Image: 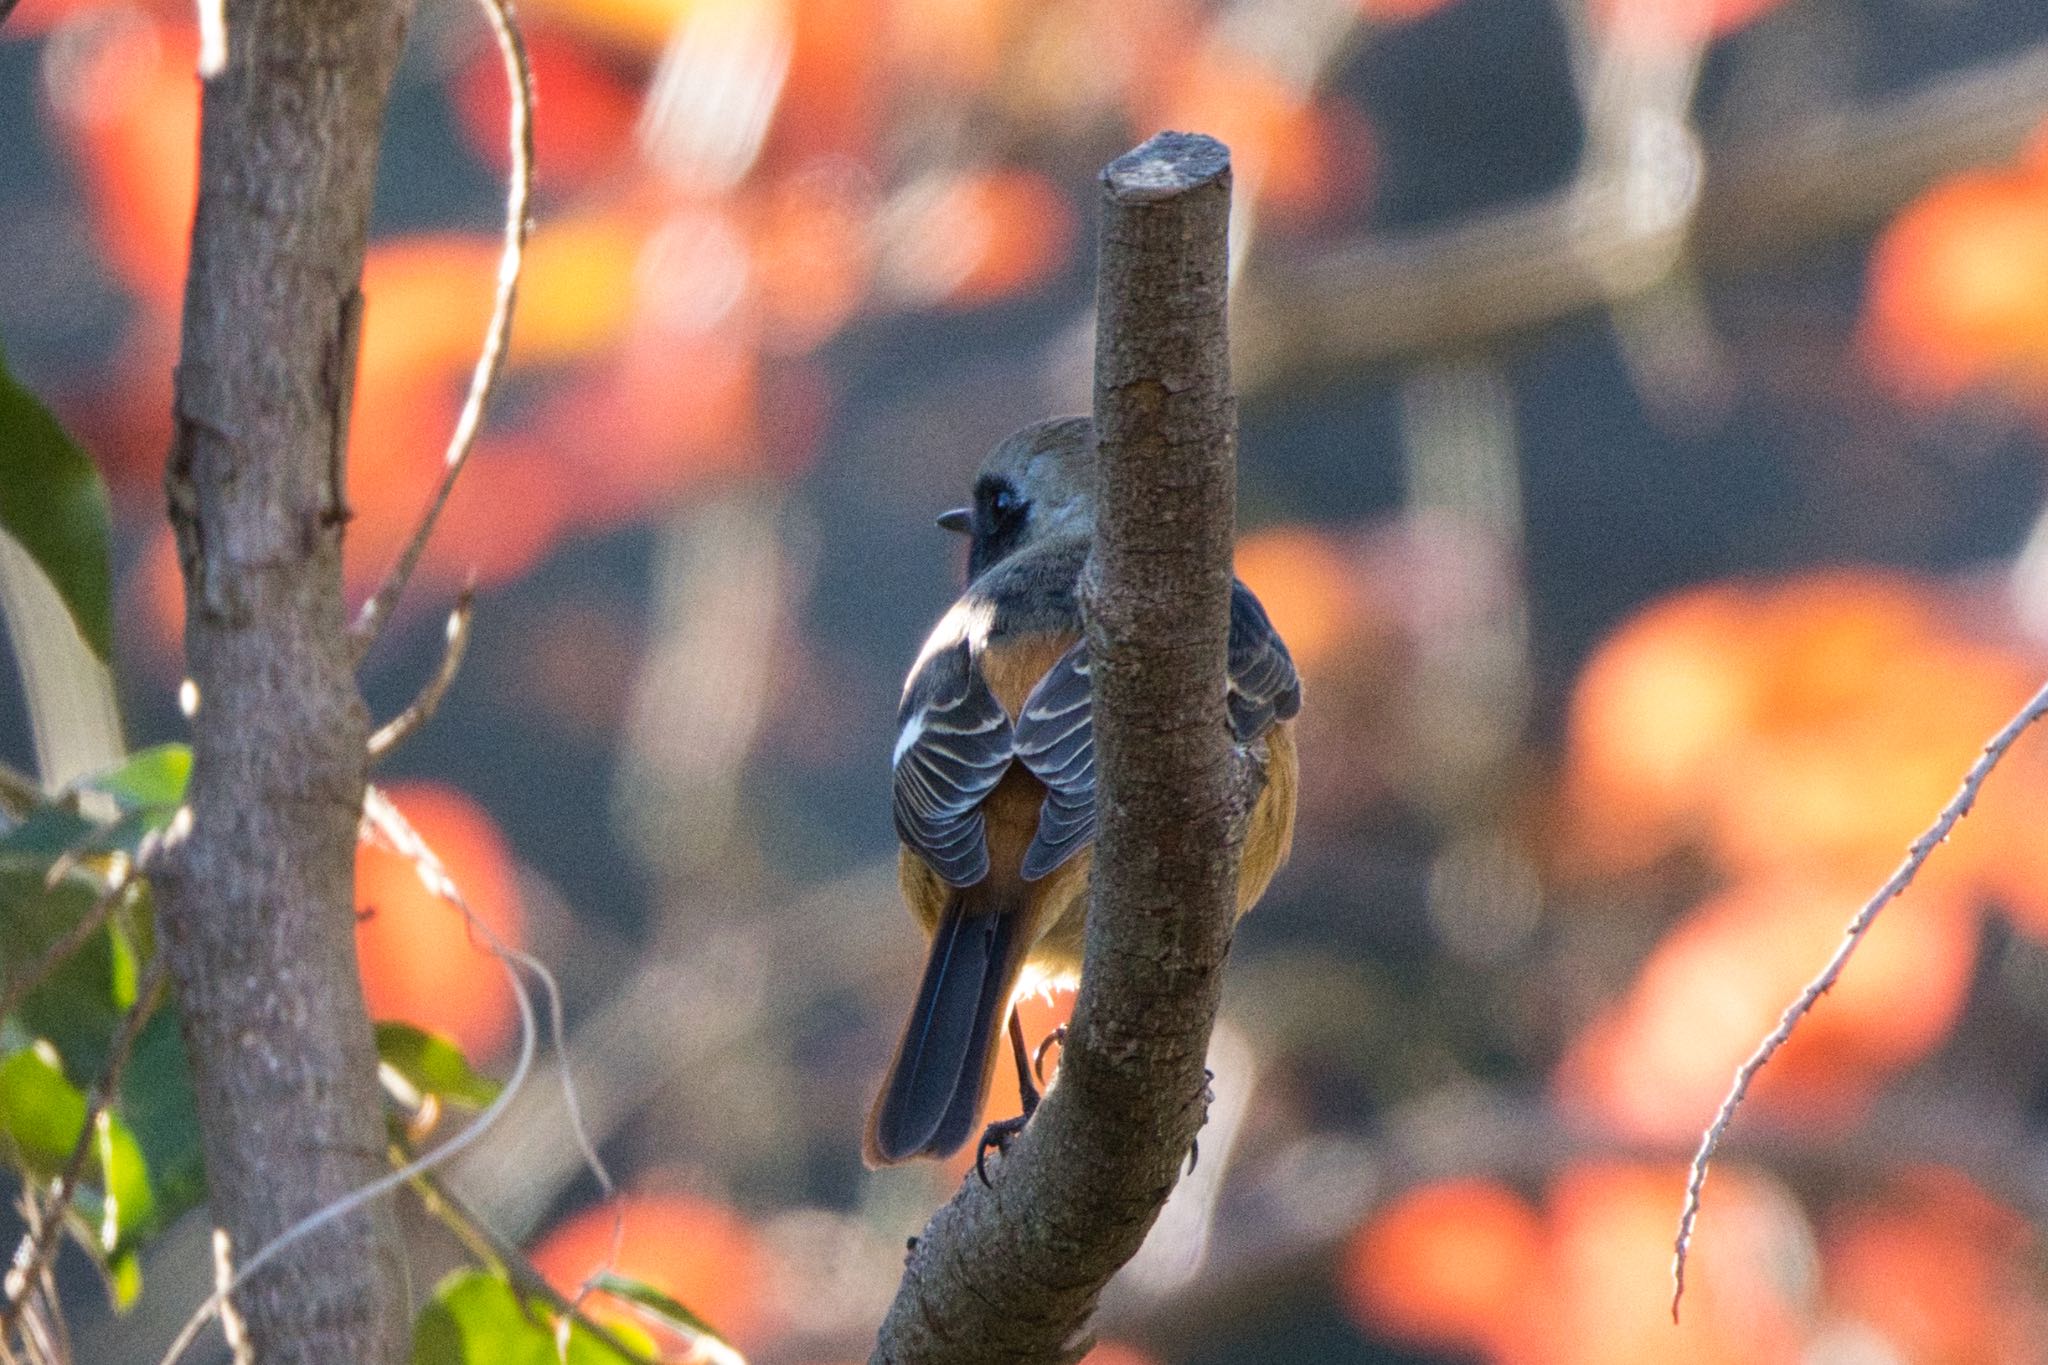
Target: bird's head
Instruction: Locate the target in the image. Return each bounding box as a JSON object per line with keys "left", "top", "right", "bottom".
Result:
{"left": 937, "top": 416, "right": 1097, "bottom": 579}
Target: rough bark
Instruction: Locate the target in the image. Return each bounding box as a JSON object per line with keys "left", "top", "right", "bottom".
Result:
{"left": 155, "top": 0, "right": 414, "bottom": 1359}
{"left": 872, "top": 131, "right": 1245, "bottom": 1365}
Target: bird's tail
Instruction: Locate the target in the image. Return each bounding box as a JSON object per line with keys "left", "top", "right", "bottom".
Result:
{"left": 865, "top": 883, "right": 1030, "bottom": 1166}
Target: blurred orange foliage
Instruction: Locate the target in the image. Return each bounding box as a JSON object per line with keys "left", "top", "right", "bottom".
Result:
{"left": 355, "top": 781, "right": 526, "bottom": 1059}
{"left": 1562, "top": 570, "right": 2048, "bottom": 890}
{"left": 1343, "top": 1164, "right": 1807, "bottom": 1365}
{"left": 46, "top": 10, "right": 198, "bottom": 311}
{"left": 529, "top": 1192, "right": 770, "bottom": 1349}
{"left": 1081, "top": 1344, "right": 1162, "bottom": 1365}
{"left": 1824, "top": 1168, "right": 2048, "bottom": 1364}
{"left": 1557, "top": 874, "right": 1976, "bottom": 1139}
{"left": 1338, "top": 1178, "right": 1543, "bottom": 1355}
{"left": 1866, "top": 123, "right": 2048, "bottom": 408}
{"left": 453, "top": 24, "right": 642, "bottom": 192}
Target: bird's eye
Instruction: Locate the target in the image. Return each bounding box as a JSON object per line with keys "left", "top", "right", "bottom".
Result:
{"left": 990, "top": 487, "right": 1018, "bottom": 517}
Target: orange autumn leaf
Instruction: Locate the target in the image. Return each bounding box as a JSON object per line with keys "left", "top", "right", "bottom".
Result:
{"left": 1344, "top": 1165, "right": 1806, "bottom": 1365}
{"left": 1542, "top": 1164, "right": 1804, "bottom": 1365}
{"left": 356, "top": 782, "right": 525, "bottom": 1059}
{"left": 520, "top": 0, "right": 700, "bottom": 53}
{"left": 1561, "top": 583, "right": 1772, "bottom": 872}
{"left": 770, "top": 0, "right": 882, "bottom": 165}
{"left": 1561, "top": 571, "right": 2048, "bottom": 886}
{"left": 1339, "top": 1178, "right": 1543, "bottom": 1354}
{"left": 1824, "top": 1169, "right": 2047, "bottom": 1365}
{"left": 1865, "top": 127, "right": 2048, "bottom": 406}
{"left": 452, "top": 25, "right": 641, "bottom": 192}
{"left": 519, "top": 212, "right": 647, "bottom": 359}
{"left": 884, "top": 0, "right": 1020, "bottom": 91}
{"left": 1557, "top": 875, "right": 1976, "bottom": 1140}
{"left": 360, "top": 220, "right": 638, "bottom": 391}
{"left": 529, "top": 1192, "right": 769, "bottom": 1348}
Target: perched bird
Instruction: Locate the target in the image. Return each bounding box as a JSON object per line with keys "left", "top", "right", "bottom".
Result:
{"left": 864, "top": 415, "right": 1301, "bottom": 1168}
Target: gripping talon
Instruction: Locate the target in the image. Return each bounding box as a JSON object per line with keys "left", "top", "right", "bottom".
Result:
{"left": 976, "top": 1114, "right": 1029, "bottom": 1187}
{"left": 1033, "top": 1025, "right": 1067, "bottom": 1085}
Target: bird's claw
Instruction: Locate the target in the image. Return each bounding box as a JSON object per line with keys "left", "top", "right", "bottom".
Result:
{"left": 976, "top": 1114, "right": 1029, "bottom": 1187}
{"left": 1033, "top": 1025, "right": 1067, "bottom": 1085}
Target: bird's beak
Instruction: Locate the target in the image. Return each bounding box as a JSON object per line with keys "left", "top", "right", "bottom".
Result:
{"left": 936, "top": 508, "right": 973, "bottom": 535}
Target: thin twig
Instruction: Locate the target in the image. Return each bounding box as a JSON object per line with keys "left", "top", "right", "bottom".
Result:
{"left": 347, "top": 0, "right": 534, "bottom": 660}
{"left": 1671, "top": 675, "right": 2048, "bottom": 1319}
{"left": 367, "top": 585, "right": 475, "bottom": 762}
{"left": 0, "top": 956, "right": 170, "bottom": 1339}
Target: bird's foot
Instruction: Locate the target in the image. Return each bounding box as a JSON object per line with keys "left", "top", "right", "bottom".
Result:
{"left": 976, "top": 1113, "right": 1030, "bottom": 1188}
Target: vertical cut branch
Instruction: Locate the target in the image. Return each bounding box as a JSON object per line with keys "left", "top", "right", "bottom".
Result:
{"left": 871, "top": 130, "right": 1244, "bottom": 1365}
{"left": 155, "top": 0, "right": 414, "bottom": 1360}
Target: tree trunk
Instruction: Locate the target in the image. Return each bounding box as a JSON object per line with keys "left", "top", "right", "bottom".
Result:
{"left": 156, "top": 0, "right": 414, "bottom": 1359}
{"left": 872, "top": 130, "right": 1245, "bottom": 1365}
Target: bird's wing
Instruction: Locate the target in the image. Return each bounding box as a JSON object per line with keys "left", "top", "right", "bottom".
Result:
{"left": 892, "top": 636, "right": 1014, "bottom": 887}
{"left": 1014, "top": 638, "right": 1093, "bottom": 881}
{"left": 1013, "top": 581, "right": 1299, "bottom": 880}
{"left": 1227, "top": 579, "right": 1302, "bottom": 742}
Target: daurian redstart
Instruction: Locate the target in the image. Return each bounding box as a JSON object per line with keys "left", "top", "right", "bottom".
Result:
{"left": 865, "top": 416, "right": 1302, "bottom": 1167}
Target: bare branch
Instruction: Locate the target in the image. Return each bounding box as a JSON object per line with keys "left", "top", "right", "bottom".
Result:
{"left": 348, "top": 0, "right": 535, "bottom": 659}
{"left": 1238, "top": 41, "right": 2048, "bottom": 385}
{"left": 1672, "top": 675, "right": 2048, "bottom": 1319}
{"left": 366, "top": 585, "right": 475, "bottom": 762}
{"left": 0, "top": 955, "right": 169, "bottom": 1339}
{"left": 872, "top": 130, "right": 1244, "bottom": 1365}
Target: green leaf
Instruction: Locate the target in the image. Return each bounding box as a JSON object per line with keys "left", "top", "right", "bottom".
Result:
{"left": 82, "top": 745, "right": 192, "bottom": 813}
{"left": 104, "top": 1246, "right": 143, "bottom": 1309}
{"left": 0, "top": 802, "right": 102, "bottom": 871}
{"left": 592, "top": 1273, "right": 738, "bottom": 1354}
{"left": 0, "top": 1041, "right": 157, "bottom": 1252}
{"left": 118, "top": 1008, "right": 205, "bottom": 1226}
{"left": 0, "top": 341, "right": 114, "bottom": 663}
{"left": 0, "top": 872, "right": 122, "bottom": 1069}
{"left": 376, "top": 1022, "right": 503, "bottom": 1110}
{"left": 411, "top": 1269, "right": 655, "bottom": 1365}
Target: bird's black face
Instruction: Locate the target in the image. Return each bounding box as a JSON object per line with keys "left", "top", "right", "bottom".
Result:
{"left": 965, "top": 474, "right": 1028, "bottom": 578}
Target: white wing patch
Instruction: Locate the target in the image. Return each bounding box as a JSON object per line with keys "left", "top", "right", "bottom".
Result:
{"left": 906, "top": 597, "right": 998, "bottom": 688}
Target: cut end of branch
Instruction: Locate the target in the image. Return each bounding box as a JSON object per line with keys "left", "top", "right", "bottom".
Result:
{"left": 1104, "top": 131, "right": 1231, "bottom": 203}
